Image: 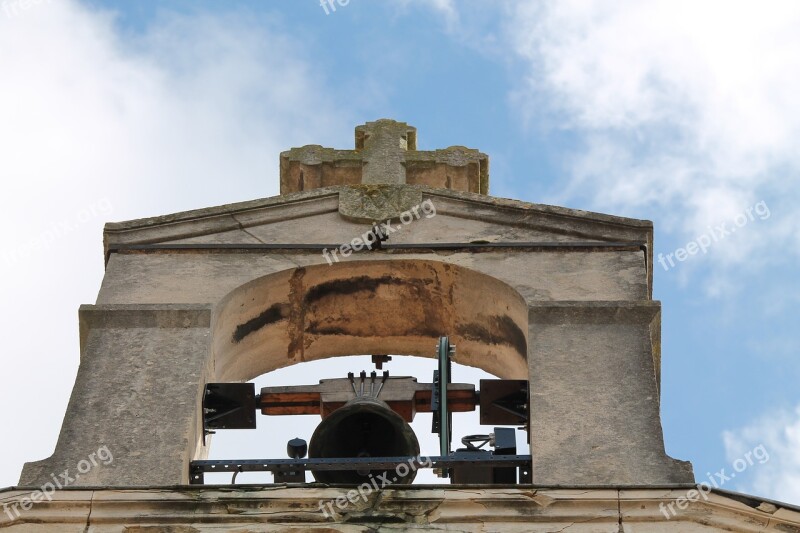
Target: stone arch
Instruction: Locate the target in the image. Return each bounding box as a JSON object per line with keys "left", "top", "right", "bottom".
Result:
{"left": 211, "top": 259, "right": 528, "bottom": 382}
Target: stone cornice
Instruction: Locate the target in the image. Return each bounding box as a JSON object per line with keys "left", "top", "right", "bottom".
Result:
{"left": 1, "top": 486, "right": 797, "bottom": 530}
{"left": 104, "top": 186, "right": 651, "bottom": 233}
{"left": 101, "top": 185, "right": 655, "bottom": 297}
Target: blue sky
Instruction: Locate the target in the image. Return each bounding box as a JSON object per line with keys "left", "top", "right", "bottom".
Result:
{"left": 0, "top": 0, "right": 798, "bottom": 501}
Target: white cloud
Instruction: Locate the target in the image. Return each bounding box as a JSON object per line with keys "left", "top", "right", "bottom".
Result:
{"left": 395, "top": 0, "right": 459, "bottom": 33}
{"left": 427, "top": 0, "right": 457, "bottom": 19}
{"left": 400, "top": 0, "right": 457, "bottom": 17}
{"left": 0, "top": 0, "right": 350, "bottom": 487}
{"left": 723, "top": 405, "right": 800, "bottom": 504}
{"left": 502, "top": 0, "right": 800, "bottom": 287}
{"left": 398, "top": 0, "right": 507, "bottom": 52}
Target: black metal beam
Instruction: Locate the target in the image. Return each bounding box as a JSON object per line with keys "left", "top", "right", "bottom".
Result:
{"left": 189, "top": 455, "right": 532, "bottom": 484}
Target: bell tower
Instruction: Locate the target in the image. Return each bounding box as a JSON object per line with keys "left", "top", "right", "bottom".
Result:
{"left": 12, "top": 119, "right": 793, "bottom": 531}
{"left": 20, "top": 118, "right": 690, "bottom": 487}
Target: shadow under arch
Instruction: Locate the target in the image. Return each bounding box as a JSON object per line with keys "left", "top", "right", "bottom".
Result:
{"left": 211, "top": 259, "right": 529, "bottom": 382}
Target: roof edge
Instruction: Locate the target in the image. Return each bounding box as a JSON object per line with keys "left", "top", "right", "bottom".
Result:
{"left": 104, "top": 185, "right": 653, "bottom": 234}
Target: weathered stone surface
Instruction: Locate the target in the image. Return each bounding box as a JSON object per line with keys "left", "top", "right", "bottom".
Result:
{"left": 20, "top": 306, "right": 212, "bottom": 487}
{"left": 21, "top": 120, "right": 693, "bottom": 494}
{"left": 619, "top": 488, "right": 800, "bottom": 532}
{"left": 102, "top": 187, "right": 655, "bottom": 294}
{"left": 23, "top": 180, "right": 676, "bottom": 487}
{"left": 0, "top": 489, "right": 93, "bottom": 532}
{"left": 356, "top": 119, "right": 415, "bottom": 185}
{"left": 95, "top": 250, "right": 648, "bottom": 306}
{"left": 338, "top": 184, "right": 423, "bottom": 222}
{"left": 1, "top": 487, "right": 798, "bottom": 531}
{"left": 279, "top": 120, "right": 488, "bottom": 195}
{"left": 210, "top": 260, "right": 529, "bottom": 381}
{"left": 406, "top": 146, "right": 488, "bottom": 194}
{"left": 527, "top": 302, "right": 693, "bottom": 485}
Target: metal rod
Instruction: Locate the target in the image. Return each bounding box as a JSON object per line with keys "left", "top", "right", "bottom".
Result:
{"left": 348, "top": 373, "right": 357, "bottom": 396}
{"left": 439, "top": 337, "right": 450, "bottom": 458}
{"left": 191, "top": 455, "right": 531, "bottom": 474}
{"left": 375, "top": 371, "right": 388, "bottom": 398}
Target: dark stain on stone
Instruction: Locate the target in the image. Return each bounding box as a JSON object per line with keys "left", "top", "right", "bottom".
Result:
{"left": 288, "top": 267, "right": 308, "bottom": 361}
{"left": 306, "top": 324, "right": 350, "bottom": 336}
{"left": 232, "top": 303, "right": 290, "bottom": 343}
{"left": 457, "top": 314, "right": 527, "bottom": 358}
{"left": 307, "top": 321, "right": 443, "bottom": 338}
{"left": 304, "top": 274, "right": 450, "bottom": 339}
{"left": 304, "top": 275, "right": 408, "bottom": 304}
{"left": 345, "top": 515, "right": 407, "bottom": 524}
{"left": 123, "top": 527, "right": 200, "bottom": 533}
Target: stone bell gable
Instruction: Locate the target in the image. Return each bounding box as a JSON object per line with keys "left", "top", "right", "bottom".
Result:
{"left": 13, "top": 118, "right": 800, "bottom": 531}
{"left": 22, "top": 119, "right": 688, "bottom": 491}
{"left": 99, "top": 185, "right": 655, "bottom": 303}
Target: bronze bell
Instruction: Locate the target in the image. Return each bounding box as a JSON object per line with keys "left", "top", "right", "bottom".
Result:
{"left": 308, "top": 396, "right": 420, "bottom": 484}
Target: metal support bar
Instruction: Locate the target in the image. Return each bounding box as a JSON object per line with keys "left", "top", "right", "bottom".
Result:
{"left": 189, "top": 455, "right": 532, "bottom": 485}
{"left": 438, "top": 336, "right": 453, "bottom": 458}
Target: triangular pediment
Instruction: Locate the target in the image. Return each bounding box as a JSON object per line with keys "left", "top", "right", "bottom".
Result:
{"left": 104, "top": 185, "right": 653, "bottom": 252}
{"left": 104, "top": 185, "right": 655, "bottom": 296}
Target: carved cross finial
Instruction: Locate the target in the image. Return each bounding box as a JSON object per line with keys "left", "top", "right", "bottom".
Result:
{"left": 355, "top": 119, "right": 416, "bottom": 185}
{"left": 280, "top": 119, "right": 488, "bottom": 196}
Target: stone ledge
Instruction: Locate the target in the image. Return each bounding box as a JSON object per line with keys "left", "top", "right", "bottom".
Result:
{"left": 78, "top": 304, "right": 212, "bottom": 355}
{"left": 528, "top": 301, "right": 661, "bottom": 325}
{"left": 0, "top": 486, "right": 797, "bottom": 531}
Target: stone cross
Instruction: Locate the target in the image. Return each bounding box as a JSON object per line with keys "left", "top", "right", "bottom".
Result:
{"left": 280, "top": 119, "right": 488, "bottom": 196}
{"left": 356, "top": 119, "right": 416, "bottom": 185}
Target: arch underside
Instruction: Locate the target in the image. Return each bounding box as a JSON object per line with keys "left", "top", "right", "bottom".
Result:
{"left": 212, "top": 259, "right": 529, "bottom": 381}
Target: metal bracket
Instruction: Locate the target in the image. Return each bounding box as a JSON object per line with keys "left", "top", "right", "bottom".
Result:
{"left": 479, "top": 380, "right": 529, "bottom": 426}
{"left": 202, "top": 383, "right": 257, "bottom": 445}
{"left": 367, "top": 222, "right": 390, "bottom": 250}
{"left": 372, "top": 354, "right": 392, "bottom": 369}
